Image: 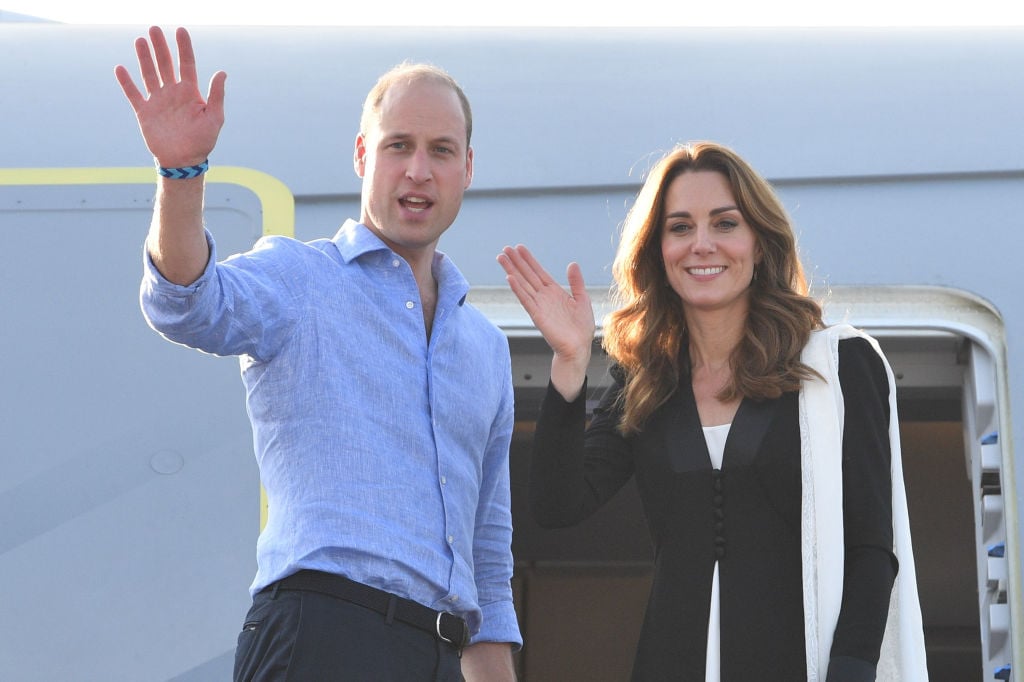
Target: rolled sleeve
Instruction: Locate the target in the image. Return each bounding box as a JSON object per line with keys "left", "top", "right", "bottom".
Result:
{"left": 142, "top": 228, "right": 218, "bottom": 301}
{"left": 140, "top": 230, "right": 301, "bottom": 360}
{"left": 470, "top": 358, "right": 522, "bottom": 648}
{"left": 474, "top": 599, "right": 522, "bottom": 648}
{"left": 140, "top": 229, "right": 219, "bottom": 326}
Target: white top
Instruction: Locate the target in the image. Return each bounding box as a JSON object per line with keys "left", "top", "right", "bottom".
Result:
{"left": 702, "top": 423, "right": 730, "bottom": 682}
{"left": 703, "top": 423, "right": 730, "bottom": 469}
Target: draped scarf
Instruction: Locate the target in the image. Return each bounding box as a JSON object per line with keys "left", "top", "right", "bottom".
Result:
{"left": 799, "top": 325, "right": 929, "bottom": 681}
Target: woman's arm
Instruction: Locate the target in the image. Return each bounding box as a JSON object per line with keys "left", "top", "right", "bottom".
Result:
{"left": 529, "top": 367, "right": 636, "bottom": 528}
{"left": 827, "top": 337, "right": 899, "bottom": 681}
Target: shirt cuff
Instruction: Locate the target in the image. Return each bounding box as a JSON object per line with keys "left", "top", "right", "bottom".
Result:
{"left": 141, "top": 229, "right": 217, "bottom": 295}
{"left": 471, "top": 599, "right": 523, "bottom": 650}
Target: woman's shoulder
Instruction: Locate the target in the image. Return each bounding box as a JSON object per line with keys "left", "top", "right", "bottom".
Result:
{"left": 836, "top": 334, "right": 889, "bottom": 398}
{"left": 809, "top": 325, "right": 884, "bottom": 365}
{"left": 837, "top": 334, "right": 876, "bottom": 360}
{"left": 804, "top": 325, "right": 889, "bottom": 392}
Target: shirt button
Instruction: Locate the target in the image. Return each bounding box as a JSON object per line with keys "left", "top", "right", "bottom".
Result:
{"left": 406, "top": 301, "right": 415, "bottom": 309}
{"left": 391, "top": 259, "right": 400, "bottom": 268}
{"left": 440, "top": 476, "right": 447, "bottom": 485}
{"left": 447, "top": 535, "right": 454, "bottom": 544}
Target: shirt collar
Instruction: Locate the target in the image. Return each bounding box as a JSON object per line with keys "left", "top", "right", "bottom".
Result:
{"left": 331, "top": 219, "right": 391, "bottom": 262}
{"left": 331, "top": 219, "right": 469, "bottom": 307}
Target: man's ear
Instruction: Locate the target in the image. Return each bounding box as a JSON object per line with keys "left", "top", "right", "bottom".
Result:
{"left": 354, "top": 133, "right": 367, "bottom": 178}
{"left": 464, "top": 146, "right": 474, "bottom": 190}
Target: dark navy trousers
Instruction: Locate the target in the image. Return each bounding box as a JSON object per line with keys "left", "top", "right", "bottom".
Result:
{"left": 233, "top": 586, "right": 464, "bottom": 681}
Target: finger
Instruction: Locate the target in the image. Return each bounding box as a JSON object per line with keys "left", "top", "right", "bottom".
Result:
{"left": 149, "top": 26, "right": 178, "bottom": 88}
{"left": 496, "top": 251, "right": 517, "bottom": 278}
{"left": 514, "top": 244, "right": 557, "bottom": 287}
{"left": 505, "top": 271, "right": 537, "bottom": 312}
{"left": 114, "top": 65, "right": 145, "bottom": 110}
{"left": 498, "top": 247, "right": 537, "bottom": 294}
{"left": 134, "top": 35, "right": 160, "bottom": 94}
{"left": 176, "top": 27, "right": 199, "bottom": 86}
{"left": 500, "top": 257, "right": 540, "bottom": 310}
{"left": 498, "top": 257, "right": 536, "bottom": 306}
{"left": 505, "top": 244, "right": 550, "bottom": 292}
{"left": 206, "top": 70, "right": 228, "bottom": 116}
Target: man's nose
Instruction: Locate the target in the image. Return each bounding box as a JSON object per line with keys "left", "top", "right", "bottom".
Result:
{"left": 406, "top": 149, "right": 433, "bottom": 183}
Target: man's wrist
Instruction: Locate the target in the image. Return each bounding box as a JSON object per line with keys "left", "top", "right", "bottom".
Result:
{"left": 157, "top": 159, "right": 209, "bottom": 179}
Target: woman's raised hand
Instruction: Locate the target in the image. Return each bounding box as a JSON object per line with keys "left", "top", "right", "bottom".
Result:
{"left": 497, "top": 245, "right": 595, "bottom": 400}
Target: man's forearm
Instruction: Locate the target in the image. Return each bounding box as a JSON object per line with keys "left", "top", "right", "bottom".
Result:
{"left": 147, "top": 175, "right": 210, "bottom": 286}
{"left": 461, "top": 642, "right": 516, "bottom": 682}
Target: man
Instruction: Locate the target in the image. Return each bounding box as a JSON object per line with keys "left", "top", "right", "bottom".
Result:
{"left": 115, "top": 26, "right": 520, "bottom": 681}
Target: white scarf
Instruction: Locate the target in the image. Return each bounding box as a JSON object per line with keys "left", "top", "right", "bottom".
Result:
{"left": 799, "top": 325, "right": 929, "bottom": 681}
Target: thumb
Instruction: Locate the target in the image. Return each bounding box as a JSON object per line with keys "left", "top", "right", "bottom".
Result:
{"left": 206, "top": 70, "right": 227, "bottom": 113}
{"left": 566, "top": 262, "right": 589, "bottom": 302}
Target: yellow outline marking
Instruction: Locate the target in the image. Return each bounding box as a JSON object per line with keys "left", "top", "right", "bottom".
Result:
{"left": 1, "top": 166, "right": 293, "bottom": 531}
{"left": 0, "top": 166, "right": 295, "bottom": 238}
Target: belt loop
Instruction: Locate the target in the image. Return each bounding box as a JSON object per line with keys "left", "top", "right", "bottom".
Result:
{"left": 270, "top": 581, "right": 282, "bottom": 600}
{"left": 385, "top": 594, "right": 397, "bottom": 625}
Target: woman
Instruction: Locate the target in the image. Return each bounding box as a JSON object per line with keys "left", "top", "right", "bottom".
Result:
{"left": 497, "top": 142, "right": 927, "bottom": 681}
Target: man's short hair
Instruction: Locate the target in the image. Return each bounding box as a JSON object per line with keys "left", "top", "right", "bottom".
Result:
{"left": 360, "top": 62, "right": 473, "bottom": 147}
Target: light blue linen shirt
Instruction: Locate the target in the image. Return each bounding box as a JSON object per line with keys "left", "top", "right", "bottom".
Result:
{"left": 140, "top": 219, "right": 520, "bottom": 645}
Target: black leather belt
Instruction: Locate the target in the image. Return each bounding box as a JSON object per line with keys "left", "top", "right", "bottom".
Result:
{"left": 266, "top": 570, "right": 469, "bottom": 649}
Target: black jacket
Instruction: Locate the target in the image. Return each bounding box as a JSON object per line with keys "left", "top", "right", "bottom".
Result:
{"left": 530, "top": 338, "right": 897, "bottom": 682}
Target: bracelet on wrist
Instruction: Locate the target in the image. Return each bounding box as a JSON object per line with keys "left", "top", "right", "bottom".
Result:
{"left": 157, "top": 159, "right": 209, "bottom": 179}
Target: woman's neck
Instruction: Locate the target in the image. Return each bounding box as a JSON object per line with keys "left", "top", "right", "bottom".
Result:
{"left": 685, "top": 308, "right": 746, "bottom": 372}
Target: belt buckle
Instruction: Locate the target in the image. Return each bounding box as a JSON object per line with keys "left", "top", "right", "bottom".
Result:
{"left": 436, "top": 611, "right": 468, "bottom": 648}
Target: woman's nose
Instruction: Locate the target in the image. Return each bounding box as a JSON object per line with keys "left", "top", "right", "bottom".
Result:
{"left": 691, "top": 225, "right": 715, "bottom": 253}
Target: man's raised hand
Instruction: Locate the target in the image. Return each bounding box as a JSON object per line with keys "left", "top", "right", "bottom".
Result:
{"left": 114, "top": 26, "right": 226, "bottom": 169}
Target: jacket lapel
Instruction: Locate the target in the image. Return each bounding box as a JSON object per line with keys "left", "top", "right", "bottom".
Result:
{"left": 652, "top": 344, "right": 782, "bottom": 472}
{"left": 722, "top": 396, "right": 779, "bottom": 469}
{"left": 662, "top": 379, "right": 712, "bottom": 473}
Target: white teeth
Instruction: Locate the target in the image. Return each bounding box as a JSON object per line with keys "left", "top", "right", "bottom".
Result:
{"left": 401, "top": 195, "right": 430, "bottom": 210}
{"left": 401, "top": 197, "right": 429, "bottom": 213}
{"left": 689, "top": 266, "right": 725, "bottom": 276}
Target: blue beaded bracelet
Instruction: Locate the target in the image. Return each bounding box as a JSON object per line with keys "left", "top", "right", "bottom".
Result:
{"left": 157, "top": 159, "right": 209, "bottom": 179}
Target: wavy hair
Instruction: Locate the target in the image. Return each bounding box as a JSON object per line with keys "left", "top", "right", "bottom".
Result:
{"left": 603, "top": 142, "right": 824, "bottom": 434}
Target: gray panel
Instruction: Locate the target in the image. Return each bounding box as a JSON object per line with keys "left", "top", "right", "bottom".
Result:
{"left": 3, "top": 26, "right": 1023, "bottom": 191}
{"left": 0, "top": 183, "right": 262, "bottom": 680}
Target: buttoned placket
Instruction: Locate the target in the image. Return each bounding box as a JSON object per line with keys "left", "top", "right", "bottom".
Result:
{"left": 417, "top": 263, "right": 463, "bottom": 607}
{"left": 712, "top": 470, "right": 726, "bottom": 559}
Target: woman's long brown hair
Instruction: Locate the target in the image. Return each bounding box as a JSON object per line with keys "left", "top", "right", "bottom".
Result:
{"left": 603, "top": 142, "right": 824, "bottom": 434}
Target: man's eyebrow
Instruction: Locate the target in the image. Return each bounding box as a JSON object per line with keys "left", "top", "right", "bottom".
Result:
{"left": 380, "top": 132, "right": 463, "bottom": 148}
